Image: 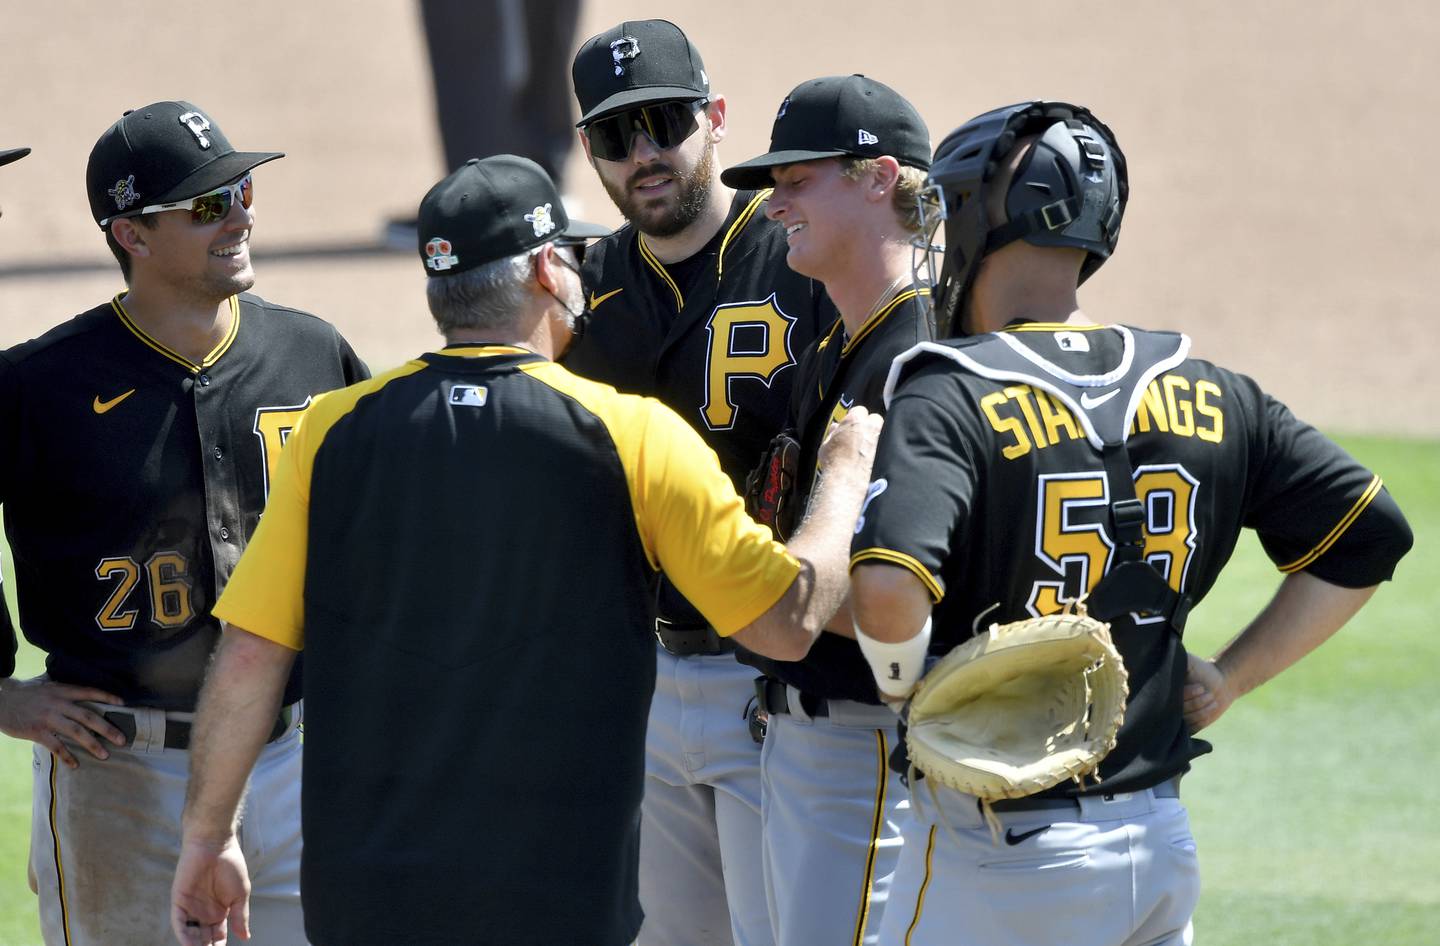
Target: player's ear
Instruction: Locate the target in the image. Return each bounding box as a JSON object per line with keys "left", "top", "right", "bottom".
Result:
{"left": 577, "top": 128, "right": 596, "bottom": 167}
{"left": 704, "top": 94, "right": 728, "bottom": 143}
{"left": 110, "top": 219, "right": 151, "bottom": 260}
{"left": 865, "top": 156, "right": 901, "bottom": 204}
{"left": 533, "top": 243, "right": 565, "bottom": 295}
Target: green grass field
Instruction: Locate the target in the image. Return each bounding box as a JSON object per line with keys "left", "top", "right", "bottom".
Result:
{"left": 0, "top": 437, "right": 1435, "bottom": 945}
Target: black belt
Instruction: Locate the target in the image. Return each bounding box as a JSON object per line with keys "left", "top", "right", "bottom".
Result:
{"left": 988, "top": 777, "right": 1181, "bottom": 813}
{"left": 103, "top": 704, "right": 297, "bottom": 751}
{"left": 755, "top": 676, "right": 828, "bottom": 717}
{"left": 655, "top": 617, "right": 736, "bottom": 657}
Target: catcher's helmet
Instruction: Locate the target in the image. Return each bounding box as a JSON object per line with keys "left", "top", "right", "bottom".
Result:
{"left": 922, "top": 102, "right": 1127, "bottom": 336}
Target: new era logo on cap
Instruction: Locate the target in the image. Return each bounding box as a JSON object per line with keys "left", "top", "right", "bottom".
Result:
{"left": 858, "top": 129, "right": 879, "bottom": 146}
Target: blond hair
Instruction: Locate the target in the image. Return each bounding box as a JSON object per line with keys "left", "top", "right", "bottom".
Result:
{"left": 839, "top": 158, "right": 936, "bottom": 235}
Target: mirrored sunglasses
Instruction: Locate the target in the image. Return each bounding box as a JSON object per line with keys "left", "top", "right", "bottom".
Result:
{"left": 134, "top": 174, "right": 254, "bottom": 225}
{"left": 584, "top": 100, "right": 707, "bottom": 161}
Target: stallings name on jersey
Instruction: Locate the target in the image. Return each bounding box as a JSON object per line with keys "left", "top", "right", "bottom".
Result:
{"left": 984, "top": 374, "right": 1225, "bottom": 459}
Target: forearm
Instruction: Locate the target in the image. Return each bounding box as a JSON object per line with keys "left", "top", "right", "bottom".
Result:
{"left": 1213, "top": 571, "right": 1377, "bottom": 699}
{"left": 182, "top": 624, "right": 296, "bottom": 842}
{"left": 736, "top": 463, "right": 872, "bottom": 659}
{"left": 824, "top": 594, "right": 855, "bottom": 638}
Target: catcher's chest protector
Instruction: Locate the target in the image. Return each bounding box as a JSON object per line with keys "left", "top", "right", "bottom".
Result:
{"left": 886, "top": 325, "right": 1194, "bottom": 625}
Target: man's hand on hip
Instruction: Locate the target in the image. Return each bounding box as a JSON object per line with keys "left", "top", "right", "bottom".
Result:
{"left": 0, "top": 676, "right": 127, "bottom": 767}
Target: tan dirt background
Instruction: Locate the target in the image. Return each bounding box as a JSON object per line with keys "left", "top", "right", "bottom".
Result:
{"left": 2, "top": 0, "right": 1436, "bottom": 436}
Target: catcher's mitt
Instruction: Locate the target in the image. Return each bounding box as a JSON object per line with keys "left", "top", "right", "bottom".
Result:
{"left": 905, "top": 605, "right": 1128, "bottom": 836}
{"left": 743, "top": 430, "right": 801, "bottom": 540}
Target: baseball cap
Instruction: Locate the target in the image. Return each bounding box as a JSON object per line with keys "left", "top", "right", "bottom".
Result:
{"left": 0, "top": 147, "right": 30, "bottom": 168}
{"left": 722, "top": 75, "right": 931, "bottom": 190}
{"left": 417, "top": 155, "right": 610, "bottom": 277}
{"left": 87, "top": 101, "right": 283, "bottom": 227}
{"left": 572, "top": 19, "right": 710, "bottom": 125}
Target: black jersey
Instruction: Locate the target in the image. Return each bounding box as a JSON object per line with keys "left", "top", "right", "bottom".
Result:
{"left": 852, "top": 323, "right": 1412, "bottom": 793}
{"left": 0, "top": 293, "right": 368, "bottom": 708}
{"left": 211, "top": 346, "right": 800, "bottom": 945}
{"left": 566, "top": 189, "right": 834, "bottom": 487}
{"left": 566, "top": 188, "right": 835, "bottom": 625}
{"left": 741, "top": 288, "right": 932, "bottom": 702}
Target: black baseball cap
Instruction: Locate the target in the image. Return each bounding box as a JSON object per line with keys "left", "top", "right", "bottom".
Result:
{"left": 572, "top": 19, "right": 710, "bottom": 125}
{"left": 417, "top": 155, "right": 610, "bottom": 277}
{"left": 87, "top": 101, "right": 284, "bottom": 227}
{"left": 722, "top": 75, "right": 931, "bottom": 190}
{"left": 0, "top": 148, "right": 29, "bottom": 168}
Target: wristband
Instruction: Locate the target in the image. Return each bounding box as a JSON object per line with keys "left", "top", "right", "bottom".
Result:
{"left": 854, "top": 616, "right": 931, "bottom": 699}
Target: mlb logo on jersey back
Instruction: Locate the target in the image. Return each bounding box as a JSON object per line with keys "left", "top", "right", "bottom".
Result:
{"left": 1055, "top": 331, "right": 1091, "bottom": 353}
{"left": 449, "top": 385, "right": 488, "bottom": 408}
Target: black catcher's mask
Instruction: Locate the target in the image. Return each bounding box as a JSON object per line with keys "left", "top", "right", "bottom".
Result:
{"left": 916, "top": 101, "right": 1128, "bottom": 337}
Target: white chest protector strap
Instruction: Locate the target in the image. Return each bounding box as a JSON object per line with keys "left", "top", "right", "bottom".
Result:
{"left": 884, "top": 326, "right": 1196, "bottom": 632}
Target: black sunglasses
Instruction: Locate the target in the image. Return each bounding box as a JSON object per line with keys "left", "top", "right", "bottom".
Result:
{"left": 584, "top": 100, "right": 708, "bottom": 161}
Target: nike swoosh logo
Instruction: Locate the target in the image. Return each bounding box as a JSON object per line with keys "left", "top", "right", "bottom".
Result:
{"left": 92, "top": 389, "right": 136, "bottom": 414}
{"left": 1079, "top": 389, "right": 1119, "bottom": 409}
{"left": 1004, "top": 825, "right": 1049, "bottom": 845}
{"left": 588, "top": 287, "right": 623, "bottom": 310}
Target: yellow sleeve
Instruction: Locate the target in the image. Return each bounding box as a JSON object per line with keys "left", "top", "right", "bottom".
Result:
{"left": 627, "top": 400, "right": 800, "bottom": 636}
{"left": 210, "top": 401, "right": 316, "bottom": 650}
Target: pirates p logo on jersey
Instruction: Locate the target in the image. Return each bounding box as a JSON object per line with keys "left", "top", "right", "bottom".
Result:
{"left": 701, "top": 294, "right": 798, "bottom": 430}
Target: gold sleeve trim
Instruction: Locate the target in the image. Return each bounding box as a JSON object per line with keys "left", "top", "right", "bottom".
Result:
{"left": 111, "top": 294, "right": 240, "bottom": 372}
{"left": 1278, "top": 474, "right": 1383, "bottom": 574}
{"left": 849, "top": 548, "right": 944, "bottom": 602}
{"left": 637, "top": 235, "right": 684, "bottom": 310}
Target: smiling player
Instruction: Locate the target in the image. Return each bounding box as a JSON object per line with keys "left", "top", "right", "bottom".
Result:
{"left": 0, "top": 101, "right": 367, "bottom": 946}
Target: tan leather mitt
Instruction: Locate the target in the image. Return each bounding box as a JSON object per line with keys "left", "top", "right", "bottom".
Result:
{"left": 906, "top": 606, "right": 1129, "bottom": 807}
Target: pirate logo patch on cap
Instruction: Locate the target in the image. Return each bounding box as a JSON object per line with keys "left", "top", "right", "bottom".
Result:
{"left": 525, "top": 203, "right": 556, "bottom": 238}
{"left": 610, "top": 36, "right": 640, "bottom": 76}
{"left": 425, "top": 237, "right": 459, "bottom": 271}
{"left": 777, "top": 97, "right": 791, "bottom": 120}
{"left": 108, "top": 175, "right": 141, "bottom": 212}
